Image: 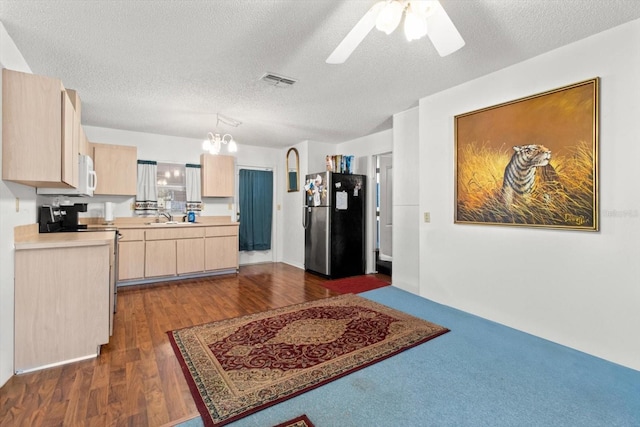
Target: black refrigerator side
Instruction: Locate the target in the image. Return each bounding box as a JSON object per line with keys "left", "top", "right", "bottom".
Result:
{"left": 329, "top": 173, "right": 366, "bottom": 279}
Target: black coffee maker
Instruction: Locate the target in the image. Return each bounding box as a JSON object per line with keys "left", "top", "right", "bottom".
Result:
{"left": 39, "top": 203, "right": 88, "bottom": 233}
{"left": 38, "top": 205, "right": 63, "bottom": 232}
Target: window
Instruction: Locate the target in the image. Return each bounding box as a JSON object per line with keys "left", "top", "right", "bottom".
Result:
{"left": 157, "top": 162, "right": 186, "bottom": 214}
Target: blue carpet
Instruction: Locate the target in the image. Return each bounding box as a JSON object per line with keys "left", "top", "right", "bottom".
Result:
{"left": 176, "top": 286, "right": 640, "bottom": 427}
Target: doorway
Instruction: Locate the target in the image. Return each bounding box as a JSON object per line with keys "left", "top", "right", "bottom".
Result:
{"left": 375, "top": 153, "right": 392, "bottom": 276}
{"left": 237, "top": 166, "right": 276, "bottom": 265}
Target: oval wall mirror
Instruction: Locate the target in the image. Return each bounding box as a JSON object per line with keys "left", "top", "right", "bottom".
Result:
{"left": 286, "top": 148, "right": 300, "bottom": 192}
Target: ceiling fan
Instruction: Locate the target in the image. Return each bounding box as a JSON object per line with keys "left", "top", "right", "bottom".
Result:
{"left": 326, "top": 0, "right": 465, "bottom": 64}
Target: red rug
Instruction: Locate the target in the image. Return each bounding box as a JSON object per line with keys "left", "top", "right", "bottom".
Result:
{"left": 320, "top": 275, "right": 390, "bottom": 294}
{"left": 273, "top": 414, "right": 315, "bottom": 427}
{"left": 168, "top": 294, "right": 448, "bottom": 426}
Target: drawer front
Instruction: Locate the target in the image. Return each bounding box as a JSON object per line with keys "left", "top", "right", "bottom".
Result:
{"left": 145, "top": 227, "right": 205, "bottom": 240}
{"left": 118, "top": 229, "right": 145, "bottom": 241}
{"left": 205, "top": 225, "right": 239, "bottom": 237}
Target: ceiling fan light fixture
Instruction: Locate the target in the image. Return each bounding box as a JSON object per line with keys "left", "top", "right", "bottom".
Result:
{"left": 327, "top": 0, "right": 464, "bottom": 63}
{"left": 375, "top": 1, "right": 404, "bottom": 35}
{"left": 410, "top": 1, "right": 436, "bottom": 18}
{"left": 404, "top": 9, "right": 428, "bottom": 41}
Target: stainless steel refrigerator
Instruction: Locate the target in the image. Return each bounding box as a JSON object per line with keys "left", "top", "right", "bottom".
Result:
{"left": 303, "top": 172, "right": 366, "bottom": 279}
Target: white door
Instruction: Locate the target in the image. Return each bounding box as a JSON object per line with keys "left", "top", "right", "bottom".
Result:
{"left": 379, "top": 154, "right": 393, "bottom": 261}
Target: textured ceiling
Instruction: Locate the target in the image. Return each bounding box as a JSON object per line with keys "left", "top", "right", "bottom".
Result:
{"left": 1, "top": 1, "right": 640, "bottom": 149}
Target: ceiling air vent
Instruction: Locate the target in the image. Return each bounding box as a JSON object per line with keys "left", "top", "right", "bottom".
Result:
{"left": 260, "top": 72, "right": 297, "bottom": 87}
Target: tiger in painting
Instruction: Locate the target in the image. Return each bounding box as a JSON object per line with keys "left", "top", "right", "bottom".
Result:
{"left": 501, "top": 144, "right": 560, "bottom": 208}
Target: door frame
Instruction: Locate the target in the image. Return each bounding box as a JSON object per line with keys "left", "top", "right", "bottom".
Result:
{"left": 370, "top": 151, "right": 393, "bottom": 275}
{"left": 378, "top": 153, "right": 393, "bottom": 260}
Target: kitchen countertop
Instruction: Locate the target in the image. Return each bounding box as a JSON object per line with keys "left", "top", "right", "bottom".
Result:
{"left": 109, "top": 222, "right": 239, "bottom": 229}
{"left": 14, "top": 231, "right": 116, "bottom": 250}
{"left": 80, "top": 215, "right": 238, "bottom": 230}
{"left": 14, "top": 218, "right": 238, "bottom": 250}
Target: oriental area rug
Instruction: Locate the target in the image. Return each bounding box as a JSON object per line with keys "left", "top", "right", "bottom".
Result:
{"left": 320, "top": 275, "right": 391, "bottom": 294}
{"left": 168, "top": 294, "right": 449, "bottom": 427}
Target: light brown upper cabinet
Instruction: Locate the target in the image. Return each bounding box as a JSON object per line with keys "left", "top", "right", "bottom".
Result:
{"left": 78, "top": 124, "right": 89, "bottom": 158}
{"left": 2, "top": 69, "right": 78, "bottom": 188}
{"left": 66, "top": 89, "right": 89, "bottom": 156}
{"left": 286, "top": 147, "right": 300, "bottom": 192}
{"left": 90, "top": 143, "right": 137, "bottom": 195}
{"left": 201, "top": 154, "right": 235, "bottom": 197}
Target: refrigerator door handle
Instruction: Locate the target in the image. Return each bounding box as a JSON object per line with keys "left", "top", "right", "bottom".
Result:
{"left": 302, "top": 206, "right": 309, "bottom": 229}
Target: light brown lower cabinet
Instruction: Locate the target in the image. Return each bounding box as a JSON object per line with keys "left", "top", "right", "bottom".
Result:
{"left": 205, "top": 225, "right": 239, "bottom": 271}
{"left": 145, "top": 239, "right": 177, "bottom": 277}
{"left": 117, "top": 224, "right": 239, "bottom": 283}
{"left": 118, "top": 240, "right": 145, "bottom": 280}
{"left": 15, "top": 243, "right": 110, "bottom": 373}
{"left": 205, "top": 236, "right": 239, "bottom": 271}
{"left": 177, "top": 238, "right": 205, "bottom": 274}
{"left": 118, "top": 228, "right": 145, "bottom": 280}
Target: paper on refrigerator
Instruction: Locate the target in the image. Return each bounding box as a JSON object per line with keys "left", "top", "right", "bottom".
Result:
{"left": 336, "top": 191, "right": 348, "bottom": 210}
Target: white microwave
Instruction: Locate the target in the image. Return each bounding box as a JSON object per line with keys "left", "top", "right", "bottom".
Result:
{"left": 37, "top": 154, "right": 97, "bottom": 197}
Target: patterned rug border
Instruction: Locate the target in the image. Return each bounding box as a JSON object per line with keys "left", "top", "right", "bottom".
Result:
{"left": 168, "top": 294, "right": 449, "bottom": 427}
{"left": 272, "top": 414, "right": 315, "bottom": 427}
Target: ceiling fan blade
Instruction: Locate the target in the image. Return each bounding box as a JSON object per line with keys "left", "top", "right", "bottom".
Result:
{"left": 326, "top": 2, "right": 384, "bottom": 64}
{"left": 425, "top": 1, "right": 465, "bottom": 57}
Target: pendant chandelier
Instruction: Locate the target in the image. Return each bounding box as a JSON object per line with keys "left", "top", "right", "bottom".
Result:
{"left": 202, "top": 113, "right": 241, "bottom": 155}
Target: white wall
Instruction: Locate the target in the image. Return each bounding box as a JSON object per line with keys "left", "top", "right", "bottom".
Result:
{"left": 392, "top": 108, "right": 419, "bottom": 294}
{"left": 0, "top": 22, "right": 34, "bottom": 387}
{"left": 281, "top": 141, "right": 308, "bottom": 269}
{"left": 418, "top": 19, "right": 640, "bottom": 370}
{"left": 307, "top": 141, "right": 336, "bottom": 175}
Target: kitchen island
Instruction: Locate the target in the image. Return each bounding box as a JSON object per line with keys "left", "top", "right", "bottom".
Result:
{"left": 14, "top": 226, "right": 116, "bottom": 373}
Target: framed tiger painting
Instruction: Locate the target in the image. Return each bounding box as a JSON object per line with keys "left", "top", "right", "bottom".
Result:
{"left": 454, "top": 78, "right": 599, "bottom": 231}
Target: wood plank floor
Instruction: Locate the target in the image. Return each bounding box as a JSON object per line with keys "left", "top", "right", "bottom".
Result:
{"left": 0, "top": 263, "right": 390, "bottom": 427}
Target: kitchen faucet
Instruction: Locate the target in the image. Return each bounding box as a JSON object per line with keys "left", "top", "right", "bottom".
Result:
{"left": 159, "top": 211, "right": 173, "bottom": 222}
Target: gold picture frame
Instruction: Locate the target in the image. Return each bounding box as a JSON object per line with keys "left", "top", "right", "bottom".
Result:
{"left": 454, "top": 78, "right": 599, "bottom": 231}
{"left": 286, "top": 147, "right": 300, "bottom": 192}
